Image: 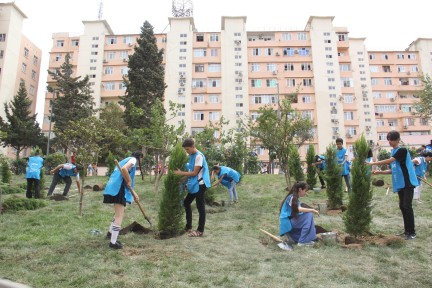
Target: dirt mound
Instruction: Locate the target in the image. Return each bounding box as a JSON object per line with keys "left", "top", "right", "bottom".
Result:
{"left": 120, "top": 221, "right": 152, "bottom": 235}
{"left": 49, "top": 195, "right": 69, "bottom": 201}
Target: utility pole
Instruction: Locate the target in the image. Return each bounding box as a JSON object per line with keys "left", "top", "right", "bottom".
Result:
{"left": 46, "top": 90, "right": 56, "bottom": 157}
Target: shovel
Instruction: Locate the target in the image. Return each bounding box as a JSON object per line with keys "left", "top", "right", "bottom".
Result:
{"left": 417, "top": 176, "right": 432, "bottom": 188}
{"left": 114, "top": 160, "right": 153, "bottom": 227}
{"left": 259, "top": 229, "right": 293, "bottom": 251}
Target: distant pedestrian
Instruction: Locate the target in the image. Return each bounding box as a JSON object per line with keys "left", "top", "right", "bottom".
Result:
{"left": 25, "top": 150, "right": 44, "bottom": 199}
{"left": 312, "top": 155, "right": 326, "bottom": 189}
{"left": 211, "top": 165, "right": 241, "bottom": 203}
{"left": 336, "top": 138, "right": 351, "bottom": 193}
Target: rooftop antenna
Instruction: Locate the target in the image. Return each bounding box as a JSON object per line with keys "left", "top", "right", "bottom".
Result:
{"left": 98, "top": 0, "right": 103, "bottom": 20}
{"left": 172, "top": 0, "right": 193, "bottom": 17}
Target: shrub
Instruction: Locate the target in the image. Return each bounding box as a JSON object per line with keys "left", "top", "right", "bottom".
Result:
{"left": 344, "top": 136, "right": 373, "bottom": 237}
{"left": 157, "top": 143, "right": 188, "bottom": 237}
{"left": 105, "top": 151, "right": 116, "bottom": 176}
{"left": 2, "top": 197, "right": 48, "bottom": 212}
{"left": 306, "top": 144, "right": 317, "bottom": 188}
{"left": 44, "top": 152, "right": 66, "bottom": 172}
{"left": 288, "top": 145, "right": 304, "bottom": 182}
{"left": 324, "top": 144, "right": 343, "bottom": 209}
{"left": 11, "top": 158, "right": 27, "bottom": 175}
{"left": 377, "top": 149, "right": 391, "bottom": 171}
{"left": 1, "top": 159, "right": 12, "bottom": 184}
{"left": 0, "top": 184, "right": 25, "bottom": 195}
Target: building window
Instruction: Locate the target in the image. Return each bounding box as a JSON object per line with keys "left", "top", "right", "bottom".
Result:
{"left": 21, "top": 63, "right": 27, "bottom": 73}
{"left": 209, "top": 112, "right": 220, "bottom": 121}
{"left": 106, "top": 52, "right": 115, "bottom": 59}
{"left": 29, "top": 85, "right": 35, "bottom": 95}
{"left": 0, "top": 34, "right": 6, "bottom": 42}
{"left": 384, "top": 78, "right": 392, "bottom": 85}
{"left": 267, "top": 63, "right": 277, "bottom": 72}
{"left": 55, "top": 54, "right": 62, "bottom": 61}
{"left": 24, "top": 48, "right": 29, "bottom": 57}
{"left": 210, "top": 48, "right": 218, "bottom": 56}
{"left": 193, "top": 49, "right": 207, "bottom": 57}
{"left": 303, "top": 79, "right": 312, "bottom": 87}
{"left": 302, "top": 95, "right": 311, "bottom": 103}
{"left": 301, "top": 63, "right": 312, "bottom": 71}
{"left": 284, "top": 63, "right": 294, "bottom": 71}
{"left": 72, "top": 40, "right": 79, "bottom": 46}
{"left": 56, "top": 40, "right": 64, "bottom": 47}
{"left": 344, "top": 111, "right": 354, "bottom": 120}
{"left": 194, "top": 95, "right": 204, "bottom": 103}
{"left": 104, "top": 67, "right": 113, "bottom": 74}
{"left": 252, "top": 48, "right": 261, "bottom": 56}
{"left": 210, "top": 34, "right": 219, "bottom": 42}
{"left": 286, "top": 79, "right": 296, "bottom": 87}
{"left": 180, "top": 41, "right": 187, "bottom": 45}
{"left": 195, "top": 64, "right": 204, "bottom": 72}
{"left": 251, "top": 79, "right": 262, "bottom": 88}
{"left": 196, "top": 34, "right": 204, "bottom": 42}
{"left": 209, "top": 95, "right": 219, "bottom": 103}
{"left": 92, "top": 44, "right": 99, "bottom": 48}
{"left": 123, "top": 36, "right": 133, "bottom": 44}
{"left": 251, "top": 63, "right": 260, "bottom": 72}
{"left": 31, "top": 70, "right": 37, "bottom": 80}
{"left": 33, "top": 56, "right": 38, "bottom": 65}
{"left": 193, "top": 112, "right": 204, "bottom": 121}
{"left": 297, "top": 32, "right": 307, "bottom": 40}
{"left": 208, "top": 79, "right": 220, "bottom": 87}
{"left": 107, "top": 37, "right": 117, "bottom": 44}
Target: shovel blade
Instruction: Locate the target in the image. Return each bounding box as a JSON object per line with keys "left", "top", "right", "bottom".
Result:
{"left": 277, "top": 242, "right": 293, "bottom": 251}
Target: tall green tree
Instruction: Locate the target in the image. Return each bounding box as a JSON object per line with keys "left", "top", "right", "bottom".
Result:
{"left": 158, "top": 142, "right": 188, "bottom": 237}
{"left": 413, "top": 74, "right": 432, "bottom": 122}
{"left": 120, "top": 20, "right": 166, "bottom": 129}
{"left": 306, "top": 144, "right": 317, "bottom": 188}
{"left": 248, "top": 96, "right": 314, "bottom": 186}
{"left": 0, "top": 82, "right": 43, "bottom": 159}
{"left": 324, "top": 144, "right": 343, "bottom": 209}
{"left": 47, "top": 53, "right": 94, "bottom": 134}
{"left": 344, "top": 135, "right": 373, "bottom": 237}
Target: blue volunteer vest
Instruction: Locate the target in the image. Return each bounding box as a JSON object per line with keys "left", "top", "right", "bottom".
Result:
{"left": 317, "top": 155, "right": 326, "bottom": 170}
{"left": 59, "top": 163, "right": 78, "bottom": 177}
{"left": 336, "top": 148, "right": 350, "bottom": 175}
{"left": 186, "top": 150, "right": 211, "bottom": 193}
{"left": 26, "top": 156, "right": 44, "bottom": 179}
{"left": 390, "top": 147, "right": 418, "bottom": 192}
{"left": 414, "top": 157, "right": 427, "bottom": 178}
{"left": 218, "top": 166, "right": 241, "bottom": 188}
{"left": 103, "top": 157, "right": 137, "bottom": 203}
{"left": 279, "top": 195, "right": 303, "bottom": 236}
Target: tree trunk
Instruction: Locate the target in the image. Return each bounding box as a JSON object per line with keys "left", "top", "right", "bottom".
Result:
{"left": 79, "top": 177, "right": 85, "bottom": 216}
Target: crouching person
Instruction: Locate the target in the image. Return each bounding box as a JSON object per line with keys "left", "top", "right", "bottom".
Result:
{"left": 279, "top": 182, "right": 320, "bottom": 247}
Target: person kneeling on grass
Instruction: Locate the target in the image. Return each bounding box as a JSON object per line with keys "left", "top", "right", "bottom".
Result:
{"left": 211, "top": 165, "right": 241, "bottom": 204}
{"left": 279, "top": 181, "right": 320, "bottom": 247}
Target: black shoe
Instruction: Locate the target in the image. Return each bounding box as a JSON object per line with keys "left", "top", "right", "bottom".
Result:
{"left": 109, "top": 241, "right": 123, "bottom": 249}
{"left": 106, "top": 232, "right": 112, "bottom": 240}
{"left": 405, "top": 233, "right": 416, "bottom": 240}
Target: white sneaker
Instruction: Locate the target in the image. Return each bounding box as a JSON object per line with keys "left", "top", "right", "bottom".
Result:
{"left": 297, "top": 241, "right": 315, "bottom": 247}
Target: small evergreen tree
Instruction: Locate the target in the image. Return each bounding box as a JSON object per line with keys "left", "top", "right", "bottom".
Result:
{"left": 157, "top": 143, "right": 188, "bottom": 237}
{"left": 288, "top": 145, "right": 304, "bottom": 181}
{"left": 306, "top": 144, "right": 317, "bottom": 188}
{"left": 377, "top": 149, "right": 391, "bottom": 171}
{"left": 344, "top": 135, "right": 373, "bottom": 237}
{"left": 1, "top": 159, "right": 12, "bottom": 184}
{"left": 0, "top": 82, "right": 43, "bottom": 159}
{"left": 324, "top": 144, "right": 343, "bottom": 209}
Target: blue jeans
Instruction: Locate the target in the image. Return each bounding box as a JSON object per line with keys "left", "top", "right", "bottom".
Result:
{"left": 228, "top": 181, "right": 238, "bottom": 202}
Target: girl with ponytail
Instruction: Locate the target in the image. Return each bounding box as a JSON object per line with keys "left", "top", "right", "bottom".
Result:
{"left": 279, "top": 181, "right": 319, "bottom": 246}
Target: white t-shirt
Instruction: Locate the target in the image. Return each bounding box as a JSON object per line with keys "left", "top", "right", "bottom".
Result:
{"left": 194, "top": 154, "right": 204, "bottom": 184}
{"left": 62, "top": 164, "right": 80, "bottom": 181}
{"left": 125, "top": 157, "right": 137, "bottom": 170}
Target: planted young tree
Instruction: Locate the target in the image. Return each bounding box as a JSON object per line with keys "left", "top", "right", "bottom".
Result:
{"left": 248, "top": 96, "right": 314, "bottom": 186}
{"left": 47, "top": 54, "right": 94, "bottom": 135}
{"left": 324, "top": 144, "right": 343, "bottom": 209}
{"left": 1, "top": 159, "right": 12, "bottom": 184}
{"left": 377, "top": 149, "right": 391, "bottom": 171}
{"left": 288, "top": 144, "right": 304, "bottom": 182}
{"left": 120, "top": 20, "right": 166, "bottom": 129}
{"left": 157, "top": 142, "right": 188, "bottom": 238}
{"left": 343, "top": 135, "right": 373, "bottom": 237}
{"left": 306, "top": 144, "right": 317, "bottom": 188}
{"left": 0, "top": 82, "right": 43, "bottom": 160}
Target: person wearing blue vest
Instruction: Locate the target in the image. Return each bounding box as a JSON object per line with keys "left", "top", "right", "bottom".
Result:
{"left": 336, "top": 138, "right": 351, "bottom": 193}
{"left": 312, "top": 155, "right": 326, "bottom": 189}
{"left": 103, "top": 151, "right": 143, "bottom": 249}
{"left": 366, "top": 131, "right": 419, "bottom": 240}
{"left": 412, "top": 151, "right": 432, "bottom": 203}
{"left": 26, "top": 150, "right": 44, "bottom": 199}
{"left": 47, "top": 162, "right": 82, "bottom": 197}
{"left": 211, "top": 165, "right": 241, "bottom": 203}
{"left": 279, "top": 181, "right": 320, "bottom": 247}
{"left": 174, "top": 138, "right": 211, "bottom": 237}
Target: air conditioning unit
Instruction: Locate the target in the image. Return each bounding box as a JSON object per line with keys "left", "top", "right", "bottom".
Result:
{"left": 294, "top": 49, "right": 299, "bottom": 54}
{"left": 178, "top": 89, "right": 183, "bottom": 94}
{"left": 238, "top": 71, "right": 243, "bottom": 77}
{"left": 406, "top": 71, "right": 411, "bottom": 75}
{"left": 234, "top": 40, "right": 241, "bottom": 45}
{"left": 366, "top": 126, "right": 371, "bottom": 131}
{"left": 128, "top": 43, "right": 133, "bottom": 47}
{"left": 331, "top": 119, "right": 339, "bottom": 124}
{"left": 346, "top": 133, "right": 353, "bottom": 138}
{"left": 123, "top": 59, "right": 128, "bottom": 62}
{"left": 390, "top": 97, "right": 395, "bottom": 102}
{"left": 275, "top": 52, "right": 280, "bottom": 56}
{"left": 180, "top": 82, "right": 185, "bottom": 86}
{"left": 403, "top": 125, "right": 408, "bottom": 129}
{"left": 272, "top": 71, "right": 277, "bottom": 75}
{"left": 192, "top": 85, "right": 197, "bottom": 89}
{"left": 103, "top": 59, "right": 108, "bottom": 63}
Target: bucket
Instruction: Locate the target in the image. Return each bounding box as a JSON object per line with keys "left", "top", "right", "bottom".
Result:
{"left": 320, "top": 232, "right": 337, "bottom": 244}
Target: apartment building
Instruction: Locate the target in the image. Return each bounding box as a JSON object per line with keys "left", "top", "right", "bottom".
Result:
{"left": 44, "top": 16, "right": 432, "bottom": 161}
{"left": 0, "top": 2, "right": 42, "bottom": 157}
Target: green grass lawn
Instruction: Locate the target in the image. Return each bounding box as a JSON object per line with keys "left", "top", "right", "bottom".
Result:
{"left": 1, "top": 174, "right": 431, "bottom": 288}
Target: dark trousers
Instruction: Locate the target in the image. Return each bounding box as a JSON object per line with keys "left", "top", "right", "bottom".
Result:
{"left": 317, "top": 168, "right": 325, "bottom": 187}
{"left": 47, "top": 172, "right": 72, "bottom": 196}
{"left": 398, "top": 187, "right": 415, "bottom": 234}
{"left": 184, "top": 184, "right": 206, "bottom": 233}
{"left": 26, "top": 178, "right": 41, "bottom": 199}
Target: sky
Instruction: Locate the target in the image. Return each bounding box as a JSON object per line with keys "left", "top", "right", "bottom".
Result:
{"left": 8, "top": 0, "right": 432, "bottom": 125}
